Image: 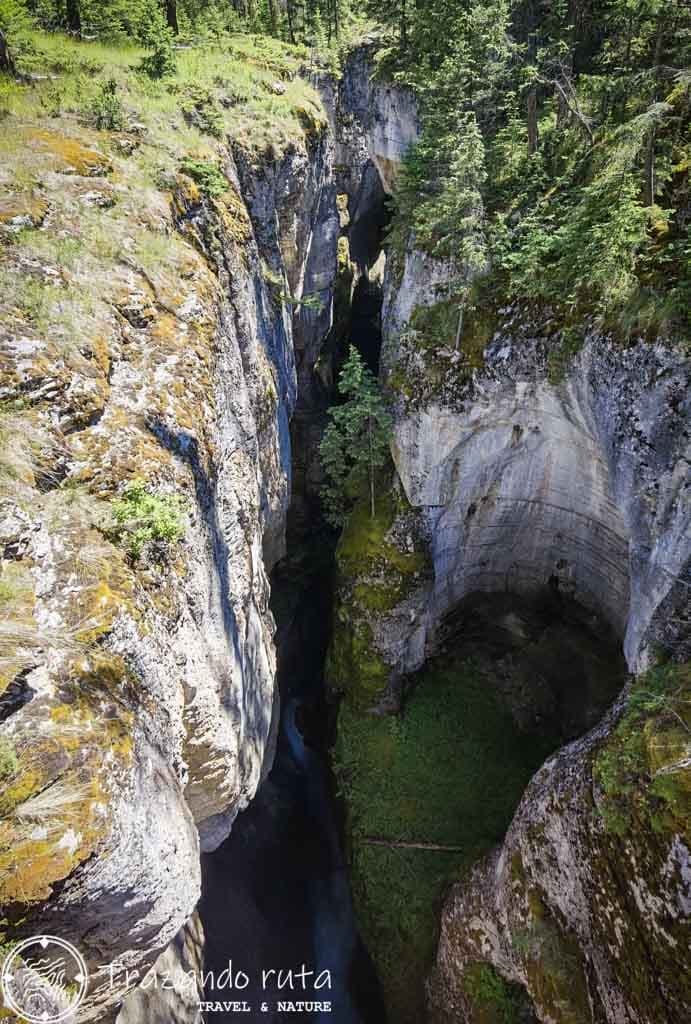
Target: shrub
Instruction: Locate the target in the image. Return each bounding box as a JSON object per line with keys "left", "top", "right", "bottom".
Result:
{"left": 462, "top": 963, "right": 531, "bottom": 1023}
{"left": 84, "top": 78, "right": 127, "bottom": 131}
{"left": 182, "top": 86, "right": 225, "bottom": 138}
{"left": 179, "top": 157, "right": 228, "bottom": 198}
{"left": 593, "top": 662, "right": 691, "bottom": 835}
{"left": 111, "top": 478, "right": 185, "bottom": 560}
{"left": 139, "top": 19, "right": 176, "bottom": 80}
{"left": 0, "top": 738, "right": 18, "bottom": 781}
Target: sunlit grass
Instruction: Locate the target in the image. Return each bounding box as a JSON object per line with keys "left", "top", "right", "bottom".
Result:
{"left": 2, "top": 28, "right": 324, "bottom": 154}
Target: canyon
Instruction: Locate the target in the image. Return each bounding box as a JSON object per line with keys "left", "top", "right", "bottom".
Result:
{"left": 0, "top": 39, "right": 689, "bottom": 1024}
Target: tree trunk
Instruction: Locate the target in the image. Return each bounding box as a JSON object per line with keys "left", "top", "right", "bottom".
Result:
{"left": 526, "top": 16, "right": 539, "bottom": 156}
{"left": 66, "top": 0, "right": 81, "bottom": 35}
{"left": 0, "top": 29, "right": 15, "bottom": 76}
{"left": 286, "top": 0, "right": 296, "bottom": 44}
{"left": 645, "top": 125, "right": 657, "bottom": 207}
{"left": 455, "top": 305, "right": 464, "bottom": 350}
{"left": 362, "top": 838, "right": 466, "bottom": 852}
{"left": 644, "top": 17, "right": 666, "bottom": 206}
{"left": 267, "top": 0, "right": 278, "bottom": 35}
{"left": 368, "top": 416, "right": 375, "bottom": 519}
{"left": 166, "top": 0, "right": 179, "bottom": 35}
{"left": 527, "top": 86, "right": 539, "bottom": 155}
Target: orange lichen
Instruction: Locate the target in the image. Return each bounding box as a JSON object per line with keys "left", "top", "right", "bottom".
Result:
{"left": 0, "top": 194, "right": 49, "bottom": 228}
{"left": 32, "top": 130, "right": 111, "bottom": 177}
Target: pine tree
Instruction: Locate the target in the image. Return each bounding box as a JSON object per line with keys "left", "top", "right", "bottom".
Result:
{"left": 320, "top": 347, "right": 392, "bottom": 527}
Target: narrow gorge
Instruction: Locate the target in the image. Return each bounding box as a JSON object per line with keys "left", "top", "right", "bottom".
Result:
{"left": 0, "top": 8, "right": 689, "bottom": 1024}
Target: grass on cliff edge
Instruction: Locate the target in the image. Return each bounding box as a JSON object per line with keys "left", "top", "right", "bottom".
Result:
{"left": 334, "top": 652, "right": 558, "bottom": 1024}
{"left": 0, "top": 29, "right": 325, "bottom": 158}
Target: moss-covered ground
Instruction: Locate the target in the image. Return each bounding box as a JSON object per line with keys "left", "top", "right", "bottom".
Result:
{"left": 462, "top": 962, "right": 537, "bottom": 1024}
{"left": 334, "top": 651, "right": 559, "bottom": 1023}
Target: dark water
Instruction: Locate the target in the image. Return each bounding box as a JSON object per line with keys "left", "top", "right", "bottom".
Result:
{"left": 198, "top": 553, "right": 384, "bottom": 1024}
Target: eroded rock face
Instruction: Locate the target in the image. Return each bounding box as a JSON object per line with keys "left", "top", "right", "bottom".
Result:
{"left": 328, "top": 44, "right": 419, "bottom": 200}
{"left": 388, "top": 328, "right": 689, "bottom": 671}
{"left": 328, "top": 218, "right": 689, "bottom": 1020}
{"left": 427, "top": 664, "right": 691, "bottom": 1024}
{"left": 0, "top": 111, "right": 339, "bottom": 1020}
{"left": 349, "top": 252, "right": 690, "bottom": 700}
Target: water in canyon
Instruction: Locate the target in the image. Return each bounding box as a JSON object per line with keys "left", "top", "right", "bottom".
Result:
{"left": 198, "top": 529, "right": 384, "bottom": 1023}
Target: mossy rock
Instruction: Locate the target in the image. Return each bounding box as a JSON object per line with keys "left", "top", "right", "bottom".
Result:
{"left": 462, "top": 962, "right": 536, "bottom": 1024}
{"left": 593, "top": 661, "right": 691, "bottom": 838}
{"left": 0, "top": 194, "right": 49, "bottom": 230}
{"left": 516, "top": 893, "right": 592, "bottom": 1024}
{"left": 386, "top": 291, "right": 496, "bottom": 411}
{"left": 31, "top": 129, "right": 111, "bottom": 176}
{"left": 337, "top": 489, "right": 428, "bottom": 585}
{"left": 326, "top": 486, "right": 431, "bottom": 708}
{"left": 0, "top": 654, "right": 134, "bottom": 911}
{"left": 326, "top": 612, "right": 389, "bottom": 709}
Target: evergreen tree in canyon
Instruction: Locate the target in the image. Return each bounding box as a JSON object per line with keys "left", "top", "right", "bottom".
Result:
{"left": 319, "top": 346, "right": 392, "bottom": 526}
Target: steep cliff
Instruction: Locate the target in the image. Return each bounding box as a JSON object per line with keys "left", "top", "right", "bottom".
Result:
{"left": 0, "top": 33, "right": 423, "bottom": 1020}
{"left": 0, "top": 36, "right": 341, "bottom": 1020}
{"left": 428, "top": 660, "right": 691, "bottom": 1024}
{"left": 330, "top": 195, "right": 689, "bottom": 1021}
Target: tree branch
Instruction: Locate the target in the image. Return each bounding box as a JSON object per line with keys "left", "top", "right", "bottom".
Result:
{"left": 361, "top": 837, "right": 464, "bottom": 852}
{"left": 539, "top": 73, "right": 595, "bottom": 146}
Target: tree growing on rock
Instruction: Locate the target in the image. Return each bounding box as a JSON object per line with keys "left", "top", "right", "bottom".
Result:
{"left": 320, "top": 346, "right": 392, "bottom": 527}
{"left": 0, "top": 0, "right": 31, "bottom": 74}
{"left": 0, "top": 27, "right": 13, "bottom": 73}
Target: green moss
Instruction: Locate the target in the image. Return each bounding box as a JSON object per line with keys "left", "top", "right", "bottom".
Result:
{"left": 409, "top": 297, "right": 490, "bottom": 370}
{"left": 326, "top": 485, "right": 431, "bottom": 707}
{"left": 338, "top": 490, "right": 427, "bottom": 583}
{"left": 386, "top": 287, "right": 499, "bottom": 410}
{"left": 326, "top": 614, "right": 389, "bottom": 708}
{"left": 515, "top": 895, "right": 592, "bottom": 1024}
{"left": 179, "top": 157, "right": 229, "bottom": 199}
{"left": 593, "top": 661, "right": 691, "bottom": 837}
{"left": 334, "top": 652, "right": 558, "bottom": 1024}
{"left": 0, "top": 742, "right": 18, "bottom": 783}
{"left": 462, "top": 962, "right": 534, "bottom": 1024}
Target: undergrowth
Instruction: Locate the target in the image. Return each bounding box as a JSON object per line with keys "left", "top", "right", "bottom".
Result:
{"left": 593, "top": 660, "right": 690, "bottom": 836}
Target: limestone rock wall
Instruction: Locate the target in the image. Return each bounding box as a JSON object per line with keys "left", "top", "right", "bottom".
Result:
{"left": 0, "top": 114, "right": 339, "bottom": 1021}
{"left": 427, "top": 663, "right": 691, "bottom": 1024}
{"left": 351, "top": 247, "right": 690, "bottom": 696}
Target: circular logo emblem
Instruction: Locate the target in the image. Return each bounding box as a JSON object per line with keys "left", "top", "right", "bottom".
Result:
{"left": 1, "top": 935, "right": 88, "bottom": 1023}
